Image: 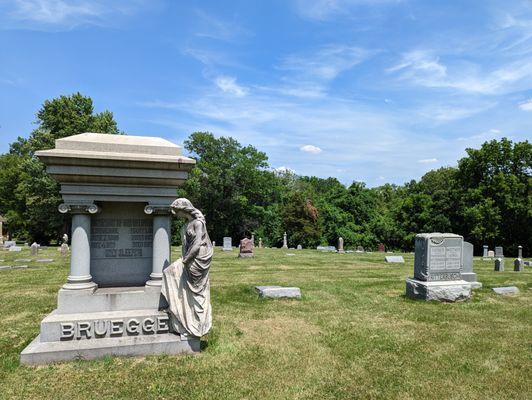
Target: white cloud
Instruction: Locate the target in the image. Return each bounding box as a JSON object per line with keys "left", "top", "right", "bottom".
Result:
{"left": 280, "top": 45, "right": 373, "bottom": 81}
{"left": 388, "top": 49, "right": 532, "bottom": 95}
{"left": 518, "top": 99, "right": 532, "bottom": 111}
{"left": 300, "top": 144, "right": 323, "bottom": 154}
{"left": 194, "top": 9, "right": 251, "bottom": 41}
{"left": 294, "top": 0, "right": 400, "bottom": 21}
{"left": 214, "top": 76, "right": 248, "bottom": 97}
{"left": 274, "top": 166, "right": 296, "bottom": 174}
{"left": 417, "top": 158, "right": 438, "bottom": 164}
{"left": 1, "top": 0, "right": 147, "bottom": 30}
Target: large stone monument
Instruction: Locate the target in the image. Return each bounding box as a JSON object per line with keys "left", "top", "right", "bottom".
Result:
{"left": 495, "top": 246, "right": 504, "bottom": 258}
{"left": 406, "top": 233, "right": 471, "bottom": 302}
{"left": 21, "top": 133, "right": 197, "bottom": 364}
{"left": 461, "top": 241, "right": 481, "bottom": 289}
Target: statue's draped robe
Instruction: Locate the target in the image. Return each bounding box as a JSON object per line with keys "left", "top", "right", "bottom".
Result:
{"left": 162, "top": 219, "right": 213, "bottom": 337}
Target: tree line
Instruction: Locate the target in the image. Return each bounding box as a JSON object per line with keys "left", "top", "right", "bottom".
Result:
{"left": 1, "top": 94, "right": 530, "bottom": 256}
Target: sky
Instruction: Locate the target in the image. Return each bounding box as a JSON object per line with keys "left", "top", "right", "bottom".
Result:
{"left": 0, "top": 0, "right": 531, "bottom": 186}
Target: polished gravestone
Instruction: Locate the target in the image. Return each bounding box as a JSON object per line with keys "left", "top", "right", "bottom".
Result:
{"left": 406, "top": 233, "right": 471, "bottom": 302}
{"left": 21, "top": 133, "right": 196, "bottom": 365}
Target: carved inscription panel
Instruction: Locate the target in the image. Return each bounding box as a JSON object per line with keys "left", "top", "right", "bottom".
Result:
{"left": 90, "top": 202, "right": 153, "bottom": 287}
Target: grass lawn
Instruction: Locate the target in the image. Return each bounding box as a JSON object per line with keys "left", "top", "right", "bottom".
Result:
{"left": 0, "top": 246, "right": 530, "bottom": 399}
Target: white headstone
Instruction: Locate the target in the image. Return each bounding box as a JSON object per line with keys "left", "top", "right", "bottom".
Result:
{"left": 223, "top": 237, "right": 232, "bottom": 251}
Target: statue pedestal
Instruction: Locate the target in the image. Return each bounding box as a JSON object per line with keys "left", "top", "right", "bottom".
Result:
{"left": 21, "top": 287, "right": 200, "bottom": 365}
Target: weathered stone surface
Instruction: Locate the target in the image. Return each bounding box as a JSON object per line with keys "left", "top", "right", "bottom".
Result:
{"left": 282, "top": 232, "right": 288, "bottom": 249}
{"left": 406, "top": 279, "right": 471, "bottom": 302}
{"left": 356, "top": 246, "right": 364, "bottom": 253}
{"left": 338, "top": 237, "right": 344, "bottom": 253}
{"left": 0, "top": 265, "right": 12, "bottom": 270}
{"left": 385, "top": 256, "right": 405, "bottom": 263}
{"left": 22, "top": 133, "right": 201, "bottom": 365}
{"left": 482, "top": 245, "right": 488, "bottom": 257}
{"left": 495, "top": 246, "right": 504, "bottom": 257}
{"left": 3, "top": 240, "right": 16, "bottom": 248}
{"left": 487, "top": 250, "right": 495, "bottom": 257}
{"left": 492, "top": 286, "right": 519, "bottom": 295}
{"left": 255, "top": 286, "right": 301, "bottom": 299}
{"left": 37, "top": 259, "right": 54, "bottom": 263}
{"left": 30, "top": 242, "right": 39, "bottom": 255}
{"left": 12, "top": 265, "right": 28, "bottom": 269}
{"left": 494, "top": 258, "right": 504, "bottom": 271}
{"left": 462, "top": 241, "right": 481, "bottom": 288}
{"left": 238, "top": 238, "right": 253, "bottom": 258}
{"left": 317, "top": 246, "right": 336, "bottom": 252}
{"left": 414, "top": 233, "right": 463, "bottom": 281}
{"left": 20, "top": 332, "right": 199, "bottom": 365}
{"left": 297, "top": 244, "right": 302, "bottom": 250}
{"left": 15, "top": 259, "right": 32, "bottom": 262}
{"left": 9, "top": 246, "right": 22, "bottom": 252}
{"left": 223, "top": 237, "right": 232, "bottom": 251}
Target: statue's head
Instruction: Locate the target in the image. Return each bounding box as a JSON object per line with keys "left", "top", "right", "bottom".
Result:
{"left": 171, "top": 198, "right": 205, "bottom": 221}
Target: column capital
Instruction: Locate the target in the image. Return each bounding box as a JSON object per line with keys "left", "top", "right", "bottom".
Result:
{"left": 58, "top": 203, "right": 100, "bottom": 215}
{"left": 144, "top": 205, "right": 172, "bottom": 215}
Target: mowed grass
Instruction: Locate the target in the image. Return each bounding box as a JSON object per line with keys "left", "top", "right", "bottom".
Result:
{"left": 0, "top": 246, "right": 530, "bottom": 400}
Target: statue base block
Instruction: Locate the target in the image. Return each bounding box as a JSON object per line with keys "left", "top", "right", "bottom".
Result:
{"left": 21, "top": 331, "right": 199, "bottom": 365}
{"left": 406, "top": 278, "right": 471, "bottom": 302}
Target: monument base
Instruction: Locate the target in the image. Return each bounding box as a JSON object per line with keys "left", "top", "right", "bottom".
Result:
{"left": 461, "top": 272, "right": 482, "bottom": 289}
{"left": 405, "top": 278, "right": 471, "bottom": 302}
{"left": 21, "top": 286, "right": 198, "bottom": 365}
{"left": 238, "top": 253, "right": 253, "bottom": 258}
{"left": 21, "top": 332, "right": 199, "bottom": 365}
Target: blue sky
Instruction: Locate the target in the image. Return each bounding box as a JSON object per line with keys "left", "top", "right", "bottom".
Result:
{"left": 0, "top": 0, "right": 531, "bottom": 186}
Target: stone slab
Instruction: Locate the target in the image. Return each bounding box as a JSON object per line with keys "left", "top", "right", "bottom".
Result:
{"left": 57, "top": 286, "right": 166, "bottom": 314}
{"left": 12, "top": 265, "right": 28, "bottom": 269}
{"left": 15, "top": 258, "right": 32, "bottom": 262}
{"left": 405, "top": 278, "right": 471, "bottom": 302}
{"left": 9, "top": 246, "right": 22, "bottom": 252}
{"left": 492, "top": 286, "right": 519, "bottom": 295}
{"left": 36, "top": 259, "right": 54, "bottom": 262}
{"left": 385, "top": 256, "right": 405, "bottom": 263}
{"left": 0, "top": 265, "right": 12, "bottom": 270}
{"left": 20, "top": 332, "right": 199, "bottom": 365}
{"left": 255, "top": 286, "right": 301, "bottom": 299}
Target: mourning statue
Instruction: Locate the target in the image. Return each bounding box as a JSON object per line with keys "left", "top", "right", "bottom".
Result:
{"left": 162, "top": 198, "right": 213, "bottom": 337}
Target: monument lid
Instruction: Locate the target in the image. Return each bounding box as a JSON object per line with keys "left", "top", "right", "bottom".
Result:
{"left": 36, "top": 133, "right": 195, "bottom": 167}
{"left": 36, "top": 133, "right": 196, "bottom": 202}
{"left": 415, "top": 232, "right": 463, "bottom": 239}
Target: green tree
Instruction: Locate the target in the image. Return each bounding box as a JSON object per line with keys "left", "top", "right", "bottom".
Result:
{"left": 180, "top": 132, "right": 282, "bottom": 245}
{"left": 456, "top": 138, "right": 531, "bottom": 254}
{"left": 0, "top": 93, "right": 120, "bottom": 243}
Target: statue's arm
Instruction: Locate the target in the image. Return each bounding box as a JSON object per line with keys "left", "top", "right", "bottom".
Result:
{"left": 182, "top": 220, "right": 202, "bottom": 265}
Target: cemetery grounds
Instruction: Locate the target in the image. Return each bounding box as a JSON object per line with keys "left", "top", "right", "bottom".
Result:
{"left": 0, "top": 247, "right": 530, "bottom": 399}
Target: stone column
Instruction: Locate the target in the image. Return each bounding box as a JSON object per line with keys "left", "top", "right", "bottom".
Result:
{"left": 59, "top": 203, "right": 99, "bottom": 290}
{"left": 483, "top": 245, "right": 488, "bottom": 258}
{"left": 144, "top": 205, "right": 171, "bottom": 287}
{"left": 282, "top": 232, "right": 288, "bottom": 249}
